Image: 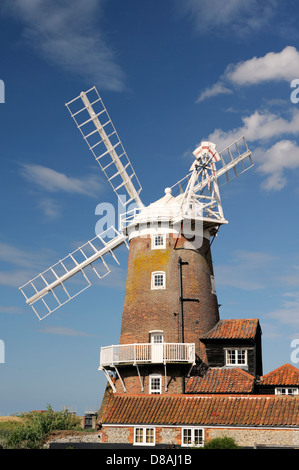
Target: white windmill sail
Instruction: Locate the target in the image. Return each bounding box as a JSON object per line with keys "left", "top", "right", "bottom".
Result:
{"left": 19, "top": 227, "right": 128, "bottom": 320}
{"left": 65, "top": 86, "right": 143, "bottom": 208}
{"left": 170, "top": 136, "right": 253, "bottom": 226}
{"left": 193, "top": 136, "right": 253, "bottom": 193}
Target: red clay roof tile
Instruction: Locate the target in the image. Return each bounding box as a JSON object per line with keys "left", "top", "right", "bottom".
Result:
{"left": 261, "top": 363, "right": 299, "bottom": 386}
{"left": 186, "top": 367, "right": 255, "bottom": 393}
{"left": 102, "top": 394, "right": 299, "bottom": 427}
{"left": 200, "top": 319, "right": 260, "bottom": 340}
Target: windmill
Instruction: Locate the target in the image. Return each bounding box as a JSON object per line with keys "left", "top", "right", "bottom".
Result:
{"left": 19, "top": 86, "right": 253, "bottom": 392}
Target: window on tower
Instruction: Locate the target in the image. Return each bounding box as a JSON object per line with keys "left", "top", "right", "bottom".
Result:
{"left": 149, "top": 374, "right": 162, "bottom": 394}
{"left": 151, "top": 234, "right": 166, "bottom": 249}
{"left": 151, "top": 271, "right": 166, "bottom": 289}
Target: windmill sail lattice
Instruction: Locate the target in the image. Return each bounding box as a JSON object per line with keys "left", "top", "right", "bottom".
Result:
{"left": 65, "top": 87, "right": 143, "bottom": 208}
{"left": 19, "top": 227, "right": 128, "bottom": 320}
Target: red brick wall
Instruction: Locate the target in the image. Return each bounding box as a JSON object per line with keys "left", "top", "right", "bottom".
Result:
{"left": 113, "top": 364, "right": 185, "bottom": 394}
{"left": 120, "top": 233, "right": 219, "bottom": 361}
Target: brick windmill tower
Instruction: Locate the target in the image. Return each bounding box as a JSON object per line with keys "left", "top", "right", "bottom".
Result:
{"left": 19, "top": 87, "right": 253, "bottom": 399}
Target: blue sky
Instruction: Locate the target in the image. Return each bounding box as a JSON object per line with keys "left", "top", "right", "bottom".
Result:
{"left": 1, "top": 0, "right": 299, "bottom": 415}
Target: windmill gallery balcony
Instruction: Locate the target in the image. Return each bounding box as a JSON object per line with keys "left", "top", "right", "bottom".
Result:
{"left": 99, "top": 342, "right": 195, "bottom": 369}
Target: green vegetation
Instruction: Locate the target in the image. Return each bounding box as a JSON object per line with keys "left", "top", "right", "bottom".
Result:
{"left": 1, "top": 405, "right": 82, "bottom": 449}
{"left": 204, "top": 436, "right": 241, "bottom": 449}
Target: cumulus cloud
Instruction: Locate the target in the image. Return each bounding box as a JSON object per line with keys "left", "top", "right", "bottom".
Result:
{"left": 254, "top": 140, "right": 299, "bottom": 190}
{"left": 225, "top": 46, "right": 299, "bottom": 85}
{"left": 208, "top": 109, "right": 299, "bottom": 150}
{"left": 205, "top": 109, "right": 299, "bottom": 191}
{"left": 198, "top": 46, "right": 299, "bottom": 103}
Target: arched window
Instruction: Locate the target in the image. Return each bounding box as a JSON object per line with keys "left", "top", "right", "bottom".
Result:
{"left": 151, "top": 271, "right": 166, "bottom": 289}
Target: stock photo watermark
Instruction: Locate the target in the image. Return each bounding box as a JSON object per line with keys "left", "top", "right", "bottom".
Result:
{"left": 0, "top": 339, "right": 4, "bottom": 364}
{"left": 290, "top": 79, "right": 299, "bottom": 103}
{"left": 0, "top": 79, "right": 4, "bottom": 103}
{"left": 291, "top": 338, "right": 299, "bottom": 364}
{"left": 95, "top": 195, "right": 204, "bottom": 249}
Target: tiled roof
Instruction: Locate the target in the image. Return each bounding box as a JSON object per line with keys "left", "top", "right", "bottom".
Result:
{"left": 186, "top": 368, "right": 255, "bottom": 394}
{"left": 200, "top": 319, "right": 260, "bottom": 340}
{"left": 261, "top": 364, "right": 299, "bottom": 386}
{"left": 102, "top": 394, "right": 299, "bottom": 427}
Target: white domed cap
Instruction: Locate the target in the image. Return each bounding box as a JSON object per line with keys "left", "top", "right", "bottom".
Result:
{"left": 164, "top": 187, "right": 172, "bottom": 195}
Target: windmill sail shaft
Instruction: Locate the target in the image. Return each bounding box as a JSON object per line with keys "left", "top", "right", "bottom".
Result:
{"left": 66, "top": 87, "right": 143, "bottom": 208}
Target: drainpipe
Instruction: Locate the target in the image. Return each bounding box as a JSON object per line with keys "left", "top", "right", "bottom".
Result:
{"left": 178, "top": 257, "right": 200, "bottom": 394}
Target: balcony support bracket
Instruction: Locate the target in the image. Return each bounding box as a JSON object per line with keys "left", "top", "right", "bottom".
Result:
{"left": 102, "top": 367, "right": 116, "bottom": 393}
{"left": 164, "top": 363, "right": 168, "bottom": 392}
{"left": 114, "top": 365, "right": 126, "bottom": 393}
{"left": 135, "top": 364, "right": 144, "bottom": 392}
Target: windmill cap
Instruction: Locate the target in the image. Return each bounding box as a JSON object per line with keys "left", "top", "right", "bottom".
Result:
{"left": 164, "top": 187, "right": 172, "bottom": 195}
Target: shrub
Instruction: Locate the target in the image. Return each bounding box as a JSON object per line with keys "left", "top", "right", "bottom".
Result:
{"left": 7, "top": 404, "right": 81, "bottom": 449}
{"left": 204, "top": 436, "right": 240, "bottom": 449}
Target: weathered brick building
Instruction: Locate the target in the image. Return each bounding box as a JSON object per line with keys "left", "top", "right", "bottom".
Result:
{"left": 19, "top": 90, "right": 299, "bottom": 448}
{"left": 98, "top": 190, "right": 299, "bottom": 448}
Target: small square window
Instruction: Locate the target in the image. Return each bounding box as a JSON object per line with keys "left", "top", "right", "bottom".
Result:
{"left": 149, "top": 374, "right": 162, "bottom": 394}
{"left": 151, "top": 272, "right": 166, "bottom": 289}
{"left": 152, "top": 234, "right": 166, "bottom": 249}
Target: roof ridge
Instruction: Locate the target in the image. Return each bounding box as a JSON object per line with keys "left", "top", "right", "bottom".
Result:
{"left": 261, "top": 363, "right": 299, "bottom": 379}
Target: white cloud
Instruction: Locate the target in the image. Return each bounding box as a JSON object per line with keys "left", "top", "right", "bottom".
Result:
{"left": 178, "top": 0, "right": 277, "bottom": 34}
{"left": 197, "top": 46, "right": 299, "bottom": 103}
{"left": 196, "top": 82, "right": 232, "bottom": 103}
{"left": 226, "top": 46, "right": 299, "bottom": 85}
{"left": 0, "top": 241, "right": 42, "bottom": 268}
{"left": 266, "top": 292, "right": 299, "bottom": 328}
{"left": 205, "top": 109, "right": 299, "bottom": 191}
{"left": 0, "top": 241, "right": 54, "bottom": 287}
{"left": 38, "top": 198, "right": 62, "bottom": 220}
{"left": 204, "top": 109, "right": 299, "bottom": 191}
{"left": 20, "top": 163, "right": 102, "bottom": 197}
{"left": 208, "top": 108, "right": 299, "bottom": 150}
{"left": 254, "top": 140, "right": 299, "bottom": 190}
{"left": 2, "top": 0, "right": 125, "bottom": 91}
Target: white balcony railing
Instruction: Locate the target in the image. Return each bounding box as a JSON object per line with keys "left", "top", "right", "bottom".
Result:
{"left": 99, "top": 342, "right": 195, "bottom": 369}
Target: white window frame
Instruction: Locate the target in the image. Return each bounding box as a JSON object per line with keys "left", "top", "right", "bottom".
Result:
{"left": 151, "top": 234, "right": 166, "bottom": 249}
{"left": 150, "top": 331, "right": 164, "bottom": 344}
{"left": 225, "top": 348, "right": 248, "bottom": 367}
{"left": 275, "top": 387, "right": 299, "bottom": 396}
{"left": 181, "top": 427, "right": 204, "bottom": 447}
{"left": 149, "top": 374, "right": 162, "bottom": 394}
{"left": 134, "top": 427, "right": 155, "bottom": 446}
{"left": 151, "top": 271, "right": 166, "bottom": 290}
